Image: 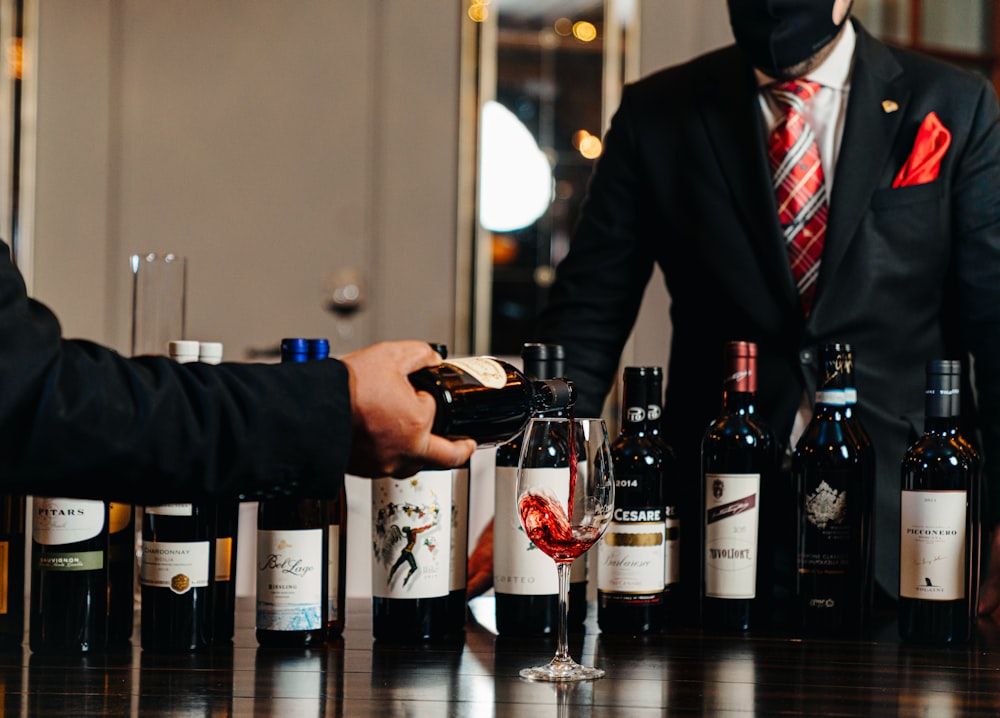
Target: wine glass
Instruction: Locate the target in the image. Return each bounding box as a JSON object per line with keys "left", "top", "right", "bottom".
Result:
{"left": 516, "top": 416, "right": 614, "bottom": 681}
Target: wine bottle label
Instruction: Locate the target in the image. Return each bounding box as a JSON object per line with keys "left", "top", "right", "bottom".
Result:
{"left": 444, "top": 356, "right": 507, "bottom": 389}
{"left": 815, "top": 389, "right": 847, "bottom": 406}
{"left": 704, "top": 473, "right": 759, "bottom": 599}
{"left": 36, "top": 550, "right": 104, "bottom": 572}
{"left": 140, "top": 540, "right": 210, "bottom": 594}
{"left": 33, "top": 498, "right": 105, "bottom": 545}
{"left": 327, "top": 524, "right": 340, "bottom": 622}
{"left": 799, "top": 475, "right": 851, "bottom": 574}
{"left": 145, "top": 503, "right": 193, "bottom": 517}
{"left": 450, "top": 466, "right": 470, "bottom": 592}
{"left": 371, "top": 470, "right": 452, "bottom": 599}
{"left": 494, "top": 466, "right": 559, "bottom": 595}
{"left": 256, "top": 528, "right": 324, "bottom": 631}
{"left": 900, "top": 490, "right": 967, "bottom": 601}
{"left": 665, "top": 509, "right": 680, "bottom": 587}
{"left": 597, "top": 507, "right": 665, "bottom": 594}
{"left": 108, "top": 502, "right": 132, "bottom": 533}
{"left": 215, "top": 536, "right": 233, "bottom": 581}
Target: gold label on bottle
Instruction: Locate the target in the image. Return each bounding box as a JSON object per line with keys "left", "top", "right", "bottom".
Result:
{"left": 108, "top": 502, "right": 132, "bottom": 533}
{"left": 215, "top": 536, "right": 233, "bottom": 582}
{"left": 444, "top": 357, "right": 507, "bottom": 388}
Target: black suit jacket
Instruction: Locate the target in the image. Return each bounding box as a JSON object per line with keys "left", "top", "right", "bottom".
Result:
{"left": 539, "top": 21, "right": 1000, "bottom": 599}
{"left": 0, "top": 240, "right": 351, "bottom": 504}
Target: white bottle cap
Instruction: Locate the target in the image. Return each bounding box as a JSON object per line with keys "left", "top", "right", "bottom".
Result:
{"left": 198, "top": 342, "right": 224, "bottom": 365}
{"left": 168, "top": 340, "right": 200, "bottom": 364}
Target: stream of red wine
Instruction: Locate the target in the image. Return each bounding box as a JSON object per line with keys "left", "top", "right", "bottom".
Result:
{"left": 517, "top": 412, "right": 600, "bottom": 562}
{"left": 567, "top": 408, "right": 577, "bottom": 520}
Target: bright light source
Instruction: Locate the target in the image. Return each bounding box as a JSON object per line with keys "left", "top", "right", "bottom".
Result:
{"left": 478, "top": 101, "right": 554, "bottom": 233}
{"left": 468, "top": 2, "right": 489, "bottom": 23}
{"left": 579, "top": 134, "right": 602, "bottom": 159}
{"left": 553, "top": 17, "right": 573, "bottom": 36}
{"left": 572, "top": 21, "right": 597, "bottom": 42}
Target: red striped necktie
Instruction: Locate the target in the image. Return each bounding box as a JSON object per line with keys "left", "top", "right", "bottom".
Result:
{"left": 768, "top": 80, "right": 827, "bottom": 317}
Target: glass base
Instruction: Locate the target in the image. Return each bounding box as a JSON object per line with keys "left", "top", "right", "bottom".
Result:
{"left": 519, "top": 658, "right": 605, "bottom": 682}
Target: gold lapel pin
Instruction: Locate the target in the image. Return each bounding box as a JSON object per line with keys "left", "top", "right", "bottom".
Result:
{"left": 882, "top": 100, "right": 899, "bottom": 113}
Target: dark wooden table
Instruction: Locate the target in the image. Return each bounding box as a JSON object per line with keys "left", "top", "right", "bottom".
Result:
{"left": 2, "top": 596, "right": 1000, "bottom": 716}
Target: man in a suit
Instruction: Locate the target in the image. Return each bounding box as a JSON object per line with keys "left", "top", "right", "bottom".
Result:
{"left": 0, "top": 235, "right": 476, "bottom": 502}
{"left": 536, "top": 0, "right": 1000, "bottom": 620}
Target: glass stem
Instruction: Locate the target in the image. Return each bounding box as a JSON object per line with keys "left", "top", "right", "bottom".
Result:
{"left": 555, "top": 561, "right": 571, "bottom": 664}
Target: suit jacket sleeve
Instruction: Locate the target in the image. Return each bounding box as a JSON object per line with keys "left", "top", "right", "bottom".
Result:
{"left": 0, "top": 241, "right": 351, "bottom": 503}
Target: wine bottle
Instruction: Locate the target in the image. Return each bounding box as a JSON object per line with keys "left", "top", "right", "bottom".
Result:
{"left": 437, "top": 341, "right": 469, "bottom": 636}
{"left": 841, "top": 345, "right": 874, "bottom": 460}
{"left": 449, "top": 461, "right": 470, "bottom": 635}
{"left": 138, "top": 340, "right": 215, "bottom": 652}
{"left": 306, "top": 337, "right": 349, "bottom": 638}
{"left": 372, "top": 343, "right": 461, "bottom": 642}
{"left": 598, "top": 366, "right": 667, "bottom": 635}
{"left": 140, "top": 502, "right": 214, "bottom": 651}
{"left": 256, "top": 497, "right": 328, "bottom": 647}
{"left": 701, "top": 341, "right": 774, "bottom": 632}
{"left": 898, "top": 360, "right": 980, "bottom": 644}
{"left": 326, "top": 484, "right": 348, "bottom": 638}
{"left": 0, "top": 495, "right": 25, "bottom": 649}
{"left": 106, "top": 500, "right": 135, "bottom": 647}
{"left": 792, "top": 343, "right": 874, "bottom": 635}
{"left": 371, "top": 466, "right": 454, "bottom": 642}
{"left": 256, "top": 338, "right": 329, "bottom": 647}
{"left": 494, "top": 343, "right": 586, "bottom": 635}
{"left": 408, "top": 355, "right": 575, "bottom": 447}
{"left": 29, "top": 497, "right": 109, "bottom": 653}
{"left": 646, "top": 366, "right": 680, "bottom": 620}
{"left": 194, "top": 340, "right": 242, "bottom": 646}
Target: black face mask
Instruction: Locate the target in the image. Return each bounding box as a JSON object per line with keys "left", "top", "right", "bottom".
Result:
{"left": 727, "top": 0, "right": 849, "bottom": 76}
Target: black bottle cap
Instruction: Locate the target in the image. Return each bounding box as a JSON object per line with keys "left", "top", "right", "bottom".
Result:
{"left": 621, "top": 367, "right": 651, "bottom": 423}
{"left": 536, "top": 378, "right": 576, "bottom": 410}
{"left": 927, "top": 359, "right": 961, "bottom": 376}
{"left": 522, "top": 343, "right": 566, "bottom": 381}
{"left": 926, "top": 359, "right": 962, "bottom": 417}
{"left": 623, "top": 366, "right": 654, "bottom": 378}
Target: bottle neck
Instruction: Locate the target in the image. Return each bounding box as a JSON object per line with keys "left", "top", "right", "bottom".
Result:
{"left": 620, "top": 416, "right": 647, "bottom": 436}
{"left": 620, "top": 375, "right": 649, "bottom": 435}
{"left": 722, "top": 390, "right": 755, "bottom": 414}
{"left": 531, "top": 378, "right": 575, "bottom": 415}
{"left": 815, "top": 387, "right": 847, "bottom": 409}
{"left": 924, "top": 415, "right": 959, "bottom": 435}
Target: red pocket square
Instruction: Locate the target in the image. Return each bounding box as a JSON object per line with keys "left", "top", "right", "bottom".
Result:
{"left": 892, "top": 111, "right": 951, "bottom": 188}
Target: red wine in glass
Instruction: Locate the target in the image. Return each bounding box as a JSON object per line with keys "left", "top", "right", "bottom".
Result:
{"left": 514, "top": 416, "right": 614, "bottom": 682}
{"left": 518, "top": 492, "right": 603, "bottom": 561}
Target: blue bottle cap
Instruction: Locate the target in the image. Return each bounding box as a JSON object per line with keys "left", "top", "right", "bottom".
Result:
{"left": 280, "top": 337, "right": 310, "bottom": 363}
{"left": 308, "top": 338, "right": 331, "bottom": 361}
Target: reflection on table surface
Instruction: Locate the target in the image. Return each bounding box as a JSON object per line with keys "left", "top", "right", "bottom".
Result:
{"left": 1, "top": 597, "right": 999, "bottom": 716}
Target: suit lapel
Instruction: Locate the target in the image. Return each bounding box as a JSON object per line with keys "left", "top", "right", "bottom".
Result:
{"left": 700, "top": 51, "right": 801, "bottom": 313}
{"left": 816, "top": 25, "right": 907, "bottom": 308}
